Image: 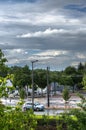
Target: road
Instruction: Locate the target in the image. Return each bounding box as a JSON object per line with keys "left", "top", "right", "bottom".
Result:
{"left": 34, "top": 109, "right": 65, "bottom": 115}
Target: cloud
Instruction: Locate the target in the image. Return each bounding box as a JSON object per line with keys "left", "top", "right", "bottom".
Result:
{"left": 0, "top": 0, "right": 86, "bottom": 70}
{"left": 17, "top": 27, "right": 86, "bottom": 38}
{"left": 76, "top": 53, "right": 86, "bottom": 59}
{"left": 17, "top": 28, "right": 66, "bottom": 38}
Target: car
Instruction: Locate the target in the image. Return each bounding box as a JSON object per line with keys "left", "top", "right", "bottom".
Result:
{"left": 34, "top": 102, "right": 45, "bottom": 111}
{"left": 8, "top": 90, "right": 19, "bottom": 97}
{"left": 22, "top": 101, "right": 45, "bottom": 111}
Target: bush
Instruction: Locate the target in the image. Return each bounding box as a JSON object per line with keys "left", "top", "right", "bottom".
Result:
{"left": 0, "top": 102, "right": 37, "bottom": 130}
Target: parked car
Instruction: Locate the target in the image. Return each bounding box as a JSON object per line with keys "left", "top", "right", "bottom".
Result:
{"left": 8, "top": 90, "right": 19, "bottom": 99}
{"left": 22, "top": 101, "right": 45, "bottom": 111}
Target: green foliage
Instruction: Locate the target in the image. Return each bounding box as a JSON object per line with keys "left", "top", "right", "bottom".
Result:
{"left": 59, "top": 75, "right": 74, "bottom": 86}
{"left": 0, "top": 75, "right": 14, "bottom": 98}
{"left": 0, "top": 75, "right": 37, "bottom": 130}
{"left": 50, "top": 71, "right": 58, "bottom": 82}
{"left": 78, "top": 62, "right": 84, "bottom": 73}
{"left": 77, "top": 93, "right": 86, "bottom": 111}
{"left": 12, "top": 65, "right": 31, "bottom": 89}
{"left": 0, "top": 107, "right": 37, "bottom": 130}
{"left": 35, "top": 69, "right": 47, "bottom": 89}
{"left": 36, "top": 111, "right": 86, "bottom": 130}
{"left": 0, "top": 49, "right": 8, "bottom": 77}
{"left": 57, "top": 114, "right": 68, "bottom": 130}
{"left": 57, "top": 109, "right": 86, "bottom": 130}
{"left": 62, "top": 87, "right": 71, "bottom": 111}
{"left": 36, "top": 115, "right": 57, "bottom": 130}
{"left": 64, "top": 66, "right": 77, "bottom": 75}
{"left": 69, "top": 109, "right": 86, "bottom": 130}
{"left": 6, "top": 61, "right": 86, "bottom": 91}
{"left": 19, "top": 88, "right": 27, "bottom": 99}
{"left": 82, "top": 74, "right": 86, "bottom": 89}
{"left": 62, "top": 87, "right": 70, "bottom": 102}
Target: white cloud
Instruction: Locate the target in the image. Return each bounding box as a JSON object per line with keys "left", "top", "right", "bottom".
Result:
{"left": 16, "top": 28, "right": 68, "bottom": 38}
{"left": 8, "top": 49, "right": 25, "bottom": 54}
{"left": 35, "top": 50, "right": 68, "bottom": 56}
{"left": 17, "top": 28, "right": 61, "bottom": 38}
{"left": 71, "top": 62, "right": 80, "bottom": 67}
{"left": 76, "top": 53, "right": 86, "bottom": 59}
{"left": 17, "top": 27, "right": 86, "bottom": 38}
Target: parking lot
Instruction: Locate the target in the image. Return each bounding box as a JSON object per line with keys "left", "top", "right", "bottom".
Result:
{"left": 35, "top": 95, "right": 81, "bottom": 109}
{"left": 1, "top": 94, "right": 82, "bottom": 115}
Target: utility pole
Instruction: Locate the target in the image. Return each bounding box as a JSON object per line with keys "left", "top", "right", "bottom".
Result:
{"left": 47, "top": 66, "right": 50, "bottom": 108}
{"left": 31, "top": 60, "right": 38, "bottom": 110}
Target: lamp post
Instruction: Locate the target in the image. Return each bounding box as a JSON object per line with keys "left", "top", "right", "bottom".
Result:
{"left": 31, "top": 60, "right": 38, "bottom": 110}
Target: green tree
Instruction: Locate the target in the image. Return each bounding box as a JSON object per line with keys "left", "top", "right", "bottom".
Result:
{"left": 0, "top": 75, "right": 14, "bottom": 98}
{"left": 12, "top": 65, "right": 31, "bottom": 98}
{"left": 64, "top": 66, "right": 76, "bottom": 75}
{"left": 62, "top": 87, "right": 71, "bottom": 110}
{"left": 59, "top": 75, "right": 74, "bottom": 86}
{"left": 82, "top": 74, "right": 86, "bottom": 89}
{"left": 78, "top": 62, "right": 84, "bottom": 72}
{"left": 0, "top": 49, "right": 8, "bottom": 77}
{"left": 77, "top": 93, "right": 86, "bottom": 111}
{"left": 19, "top": 88, "right": 27, "bottom": 99}
{"left": 59, "top": 65, "right": 84, "bottom": 90}
{"left": 13, "top": 65, "right": 31, "bottom": 89}
{"left": 57, "top": 109, "right": 86, "bottom": 130}
{"left": 0, "top": 76, "right": 37, "bottom": 130}
{"left": 50, "top": 71, "right": 58, "bottom": 82}
{"left": 35, "top": 69, "right": 47, "bottom": 90}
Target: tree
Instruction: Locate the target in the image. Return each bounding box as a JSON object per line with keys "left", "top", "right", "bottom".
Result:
{"left": 13, "top": 65, "right": 31, "bottom": 89}
{"left": 61, "top": 65, "right": 84, "bottom": 90}
{"left": 78, "top": 62, "right": 84, "bottom": 72}
{"left": 0, "top": 49, "right": 8, "bottom": 77}
{"left": 62, "top": 87, "right": 71, "bottom": 110}
{"left": 0, "top": 74, "right": 14, "bottom": 98}
{"left": 82, "top": 74, "right": 86, "bottom": 89}
{"left": 34, "top": 69, "right": 47, "bottom": 90}
{"left": 64, "top": 66, "right": 76, "bottom": 75}
{"left": 77, "top": 93, "right": 86, "bottom": 111}
{"left": 59, "top": 75, "right": 74, "bottom": 86}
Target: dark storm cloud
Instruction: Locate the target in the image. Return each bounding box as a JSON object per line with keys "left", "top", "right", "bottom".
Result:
{"left": 0, "top": 0, "right": 86, "bottom": 70}
{"left": 0, "top": 0, "right": 37, "bottom": 3}
{"left": 64, "top": 4, "right": 86, "bottom": 12}
{"left": 17, "top": 27, "right": 86, "bottom": 51}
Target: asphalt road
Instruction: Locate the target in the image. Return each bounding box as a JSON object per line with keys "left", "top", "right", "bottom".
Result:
{"left": 34, "top": 109, "right": 65, "bottom": 115}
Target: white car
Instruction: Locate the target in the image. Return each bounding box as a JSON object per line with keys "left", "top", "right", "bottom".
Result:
{"left": 22, "top": 101, "right": 45, "bottom": 111}
{"left": 8, "top": 90, "right": 19, "bottom": 97}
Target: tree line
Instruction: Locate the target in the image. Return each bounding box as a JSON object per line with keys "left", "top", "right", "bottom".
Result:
{"left": 0, "top": 48, "right": 86, "bottom": 92}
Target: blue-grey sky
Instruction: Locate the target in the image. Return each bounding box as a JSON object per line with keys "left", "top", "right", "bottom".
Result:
{"left": 0, "top": 0, "right": 86, "bottom": 70}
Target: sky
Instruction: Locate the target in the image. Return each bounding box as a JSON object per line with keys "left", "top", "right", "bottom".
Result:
{"left": 0, "top": 0, "right": 86, "bottom": 71}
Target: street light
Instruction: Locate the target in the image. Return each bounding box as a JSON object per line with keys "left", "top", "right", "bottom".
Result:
{"left": 31, "top": 60, "right": 38, "bottom": 110}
